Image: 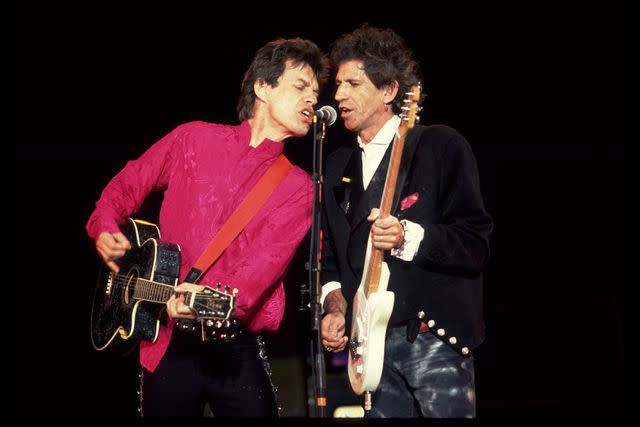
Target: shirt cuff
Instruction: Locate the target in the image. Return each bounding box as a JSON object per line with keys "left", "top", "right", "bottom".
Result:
{"left": 391, "top": 219, "right": 425, "bottom": 261}
{"left": 320, "top": 281, "right": 342, "bottom": 313}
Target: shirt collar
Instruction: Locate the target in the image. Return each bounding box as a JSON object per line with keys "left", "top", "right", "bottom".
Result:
{"left": 357, "top": 115, "right": 401, "bottom": 149}
{"left": 240, "top": 120, "right": 285, "bottom": 157}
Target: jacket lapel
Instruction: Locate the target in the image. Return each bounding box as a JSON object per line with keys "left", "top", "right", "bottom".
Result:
{"left": 332, "top": 147, "right": 362, "bottom": 216}
{"left": 348, "top": 143, "right": 393, "bottom": 229}
{"left": 334, "top": 126, "right": 423, "bottom": 228}
{"left": 391, "top": 126, "right": 423, "bottom": 214}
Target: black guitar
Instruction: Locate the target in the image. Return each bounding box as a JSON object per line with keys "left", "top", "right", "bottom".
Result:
{"left": 90, "top": 218, "right": 236, "bottom": 351}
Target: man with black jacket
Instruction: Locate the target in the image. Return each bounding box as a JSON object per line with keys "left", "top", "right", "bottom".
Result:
{"left": 320, "top": 24, "right": 493, "bottom": 418}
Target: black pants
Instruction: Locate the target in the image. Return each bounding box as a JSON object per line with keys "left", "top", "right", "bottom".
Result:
{"left": 141, "top": 329, "right": 278, "bottom": 417}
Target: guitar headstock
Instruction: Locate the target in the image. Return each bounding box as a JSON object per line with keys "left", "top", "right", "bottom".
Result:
{"left": 192, "top": 283, "right": 237, "bottom": 320}
{"left": 196, "top": 283, "right": 243, "bottom": 342}
{"left": 400, "top": 82, "right": 422, "bottom": 129}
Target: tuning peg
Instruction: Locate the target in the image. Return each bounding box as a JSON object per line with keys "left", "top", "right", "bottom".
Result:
{"left": 224, "top": 285, "right": 230, "bottom": 293}
{"left": 216, "top": 282, "right": 222, "bottom": 288}
{"left": 232, "top": 288, "right": 239, "bottom": 296}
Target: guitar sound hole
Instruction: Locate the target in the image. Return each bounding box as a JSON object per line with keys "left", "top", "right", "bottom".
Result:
{"left": 124, "top": 271, "right": 138, "bottom": 305}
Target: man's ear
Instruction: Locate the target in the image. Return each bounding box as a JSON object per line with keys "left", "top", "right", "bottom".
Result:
{"left": 382, "top": 80, "right": 399, "bottom": 105}
{"left": 254, "top": 79, "right": 269, "bottom": 102}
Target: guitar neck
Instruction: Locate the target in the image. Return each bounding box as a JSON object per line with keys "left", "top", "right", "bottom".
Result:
{"left": 362, "top": 84, "right": 422, "bottom": 298}
{"left": 132, "top": 278, "right": 186, "bottom": 305}
{"left": 364, "top": 120, "right": 412, "bottom": 297}
{"left": 379, "top": 126, "right": 408, "bottom": 217}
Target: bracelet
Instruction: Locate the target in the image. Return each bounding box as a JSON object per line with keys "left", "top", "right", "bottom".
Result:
{"left": 398, "top": 220, "right": 407, "bottom": 249}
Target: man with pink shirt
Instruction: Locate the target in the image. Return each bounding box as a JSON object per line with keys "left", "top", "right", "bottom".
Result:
{"left": 86, "top": 37, "right": 329, "bottom": 416}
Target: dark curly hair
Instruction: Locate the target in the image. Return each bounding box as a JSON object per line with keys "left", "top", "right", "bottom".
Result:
{"left": 330, "top": 24, "right": 423, "bottom": 114}
{"left": 237, "top": 38, "right": 330, "bottom": 122}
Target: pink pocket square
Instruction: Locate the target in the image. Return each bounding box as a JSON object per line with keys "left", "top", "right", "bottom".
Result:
{"left": 400, "top": 192, "right": 419, "bottom": 211}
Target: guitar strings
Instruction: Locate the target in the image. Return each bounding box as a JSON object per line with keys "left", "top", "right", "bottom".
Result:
{"left": 107, "top": 275, "right": 221, "bottom": 303}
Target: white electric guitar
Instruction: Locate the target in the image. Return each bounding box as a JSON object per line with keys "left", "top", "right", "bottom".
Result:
{"left": 348, "top": 84, "right": 422, "bottom": 400}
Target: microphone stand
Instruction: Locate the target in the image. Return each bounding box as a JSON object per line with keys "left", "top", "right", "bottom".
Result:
{"left": 306, "top": 115, "right": 328, "bottom": 418}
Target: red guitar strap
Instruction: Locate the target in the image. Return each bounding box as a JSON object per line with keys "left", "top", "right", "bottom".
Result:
{"left": 184, "top": 154, "right": 293, "bottom": 284}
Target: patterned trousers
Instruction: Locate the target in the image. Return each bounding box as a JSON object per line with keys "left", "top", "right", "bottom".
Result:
{"left": 369, "top": 325, "right": 476, "bottom": 418}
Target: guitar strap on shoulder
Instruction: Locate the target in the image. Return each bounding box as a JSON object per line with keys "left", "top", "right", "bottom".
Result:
{"left": 184, "top": 154, "right": 293, "bottom": 284}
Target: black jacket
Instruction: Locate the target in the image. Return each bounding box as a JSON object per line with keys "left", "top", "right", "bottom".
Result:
{"left": 321, "top": 124, "right": 493, "bottom": 354}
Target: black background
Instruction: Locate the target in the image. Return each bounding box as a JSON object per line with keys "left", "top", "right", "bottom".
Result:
{"left": 11, "top": 4, "right": 627, "bottom": 421}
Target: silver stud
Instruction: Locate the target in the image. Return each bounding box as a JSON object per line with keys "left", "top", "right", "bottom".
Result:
{"left": 449, "top": 336, "right": 457, "bottom": 344}
{"left": 461, "top": 347, "right": 469, "bottom": 355}
{"left": 417, "top": 310, "right": 425, "bottom": 319}
{"left": 427, "top": 320, "right": 435, "bottom": 328}
{"left": 437, "top": 328, "right": 445, "bottom": 336}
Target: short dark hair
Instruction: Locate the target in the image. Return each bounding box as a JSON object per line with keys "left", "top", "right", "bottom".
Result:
{"left": 330, "top": 24, "right": 422, "bottom": 114}
{"left": 237, "top": 38, "right": 330, "bottom": 121}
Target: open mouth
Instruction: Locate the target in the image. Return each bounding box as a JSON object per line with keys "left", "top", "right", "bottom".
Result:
{"left": 339, "top": 107, "right": 352, "bottom": 117}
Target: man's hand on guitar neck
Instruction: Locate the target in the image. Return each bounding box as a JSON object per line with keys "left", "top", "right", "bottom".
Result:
{"left": 96, "top": 232, "right": 132, "bottom": 273}
{"left": 321, "top": 289, "right": 349, "bottom": 352}
{"left": 368, "top": 208, "right": 404, "bottom": 250}
{"left": 167, "top": 282, "right": 205, "bottom": 319}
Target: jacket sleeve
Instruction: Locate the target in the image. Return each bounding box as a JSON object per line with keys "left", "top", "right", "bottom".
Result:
{"left": 415, "top": 133, "right": 493, "bottom": 273}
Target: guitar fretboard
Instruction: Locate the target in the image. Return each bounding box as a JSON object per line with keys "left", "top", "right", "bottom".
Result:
{"left": 133, "top": 278, "right": 187, "bottom": 304}
{"left": 364, "top": 84, "right": 421, "bottom": 297}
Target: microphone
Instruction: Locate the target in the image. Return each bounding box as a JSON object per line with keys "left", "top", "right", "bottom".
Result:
{"left": 314, "top": 105, "right": 337, "bottom": 126}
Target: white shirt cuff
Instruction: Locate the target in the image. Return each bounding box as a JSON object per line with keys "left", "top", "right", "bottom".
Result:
{"left": 320, "top": 281, "right": 342, "bottom": 313}
{"left": 391, "top": 219, "right": 425, "bottom": 261}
